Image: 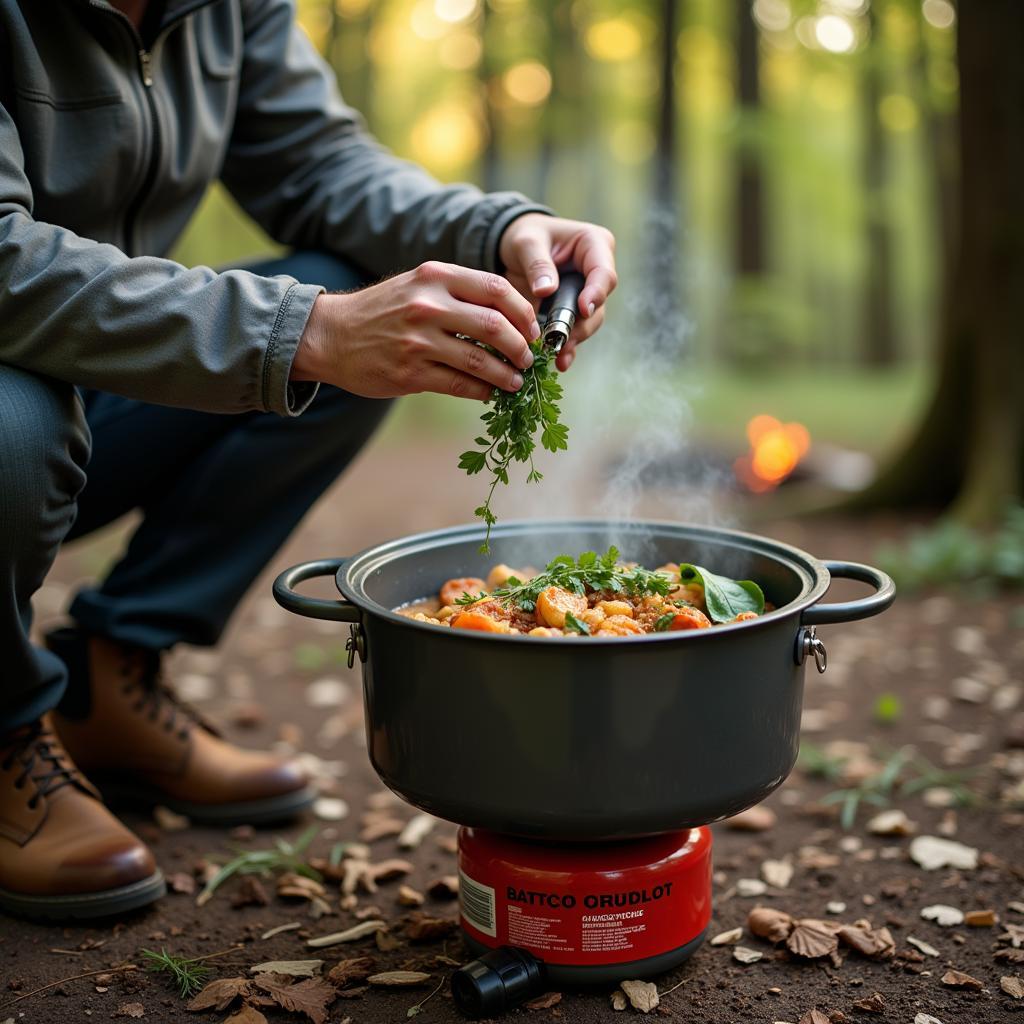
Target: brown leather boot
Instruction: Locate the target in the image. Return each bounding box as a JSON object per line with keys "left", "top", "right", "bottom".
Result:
{"left": 47, "top": 628, "right": 315, "bottom": 826}
{"left": 0, "top": 717, "right": 164, "bottom": 919}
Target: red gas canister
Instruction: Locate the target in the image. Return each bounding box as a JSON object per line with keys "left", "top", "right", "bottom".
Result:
{"left": 457, "top": 826, "right": 712, "bottom": 992}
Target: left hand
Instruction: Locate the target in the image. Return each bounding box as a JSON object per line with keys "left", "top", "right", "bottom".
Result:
{"left": 498, "top": 213, "right": 617, "bottom": 371}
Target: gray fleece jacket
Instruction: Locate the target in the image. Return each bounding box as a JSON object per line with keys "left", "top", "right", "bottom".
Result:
{"left": 0, "top": 0, "right": 547, "bottom": 415}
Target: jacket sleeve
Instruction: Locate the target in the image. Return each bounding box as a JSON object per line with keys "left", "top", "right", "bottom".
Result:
{"left": 221, "top": 0, "right": 550, "bottom": 276}
{"left": 0, "top": 99, "right": 321, "bottom": 416}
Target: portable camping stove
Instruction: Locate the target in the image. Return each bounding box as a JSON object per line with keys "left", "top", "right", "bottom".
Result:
{"left": 451, "top": 827, "right": 713, "bottom": 1016}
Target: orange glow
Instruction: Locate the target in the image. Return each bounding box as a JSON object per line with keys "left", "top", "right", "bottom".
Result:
{"left": 734, "top": 415, "right": 811, "bottom": 493}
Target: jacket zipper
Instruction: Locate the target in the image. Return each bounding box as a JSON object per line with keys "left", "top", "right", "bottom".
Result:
{"left": 122, "top": 48, "right": 160, "bottom": 256}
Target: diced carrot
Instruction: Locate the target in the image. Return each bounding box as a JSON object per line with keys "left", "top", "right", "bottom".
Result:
{"left": 440, "top": 577, "right": 487, "bottom": 607}
{"left": 667, "top": 607, "right": 712, "bottom": 630}
{"left": 451, "top": 611, "right": 509, "bottom": 633}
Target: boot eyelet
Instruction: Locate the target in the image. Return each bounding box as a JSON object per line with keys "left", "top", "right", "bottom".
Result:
{"left": 27, "top": 797, "right": 38, "bottom": 810}
{"left": 177, "top": 730, "right": 188, "bottom": 741}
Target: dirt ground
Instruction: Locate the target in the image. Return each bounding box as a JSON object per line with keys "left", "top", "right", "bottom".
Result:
{"left": 3, "top": 440, "right": 1023, "bottom": 1024}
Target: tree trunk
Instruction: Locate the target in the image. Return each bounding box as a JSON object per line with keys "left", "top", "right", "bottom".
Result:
{"left": 734, "top": 0, "right": 764, "bottom": 275}
{"left": 850, "top": 0, "right": 1024, "bottom": 525}
{"left": 861, "top": 7, "right": 897, "bottom": 367}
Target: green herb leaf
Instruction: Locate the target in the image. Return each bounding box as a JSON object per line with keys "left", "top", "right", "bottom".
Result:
{"left": 653, "top": 612, "right": 676, "bottom": 632}
{"left": 491, "top": 548, "right": 673, "bottom": 610}
{"left": 458, "top": 340, "right": 569, "bottom": 553}
{"left": 677, "top": 564, "right": 764, "bottom": 622}
{"left": 454, "top": 591, "right": 486, "bottom": 606}
{"left": 563, "top": 611, "right": 590, "bottom": 634}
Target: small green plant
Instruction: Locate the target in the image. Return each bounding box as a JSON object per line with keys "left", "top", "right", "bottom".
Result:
{"left": 877, "top": 505, "right": 1024, "bottom": 591}
{"left": 797, "top": 743, "right": 848, "bottom": 782}
{"left": 873, "top": 693, "right": 903, "bottom": 725}
{"left": 197, "top": 826, "right": 320, "bottom": 906}
{"left": 140, "top": 949, "right": 214, "bottom": 999}
{"left": 820, "top": 747, "right": 911, "bottom": 830}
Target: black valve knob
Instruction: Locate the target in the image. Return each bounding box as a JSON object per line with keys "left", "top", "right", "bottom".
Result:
{"left": 451, "top": 946, "right": 546, "bottom": 1018}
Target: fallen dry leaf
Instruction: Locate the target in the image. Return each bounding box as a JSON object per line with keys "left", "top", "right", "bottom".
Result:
{"left": 167, "top": 872, "right": 196, "bottom": 896}
{"left": 427, "top": 875, "right": 459, "bottom": 900}
{"left": 748, "top": 907, "right": 794, "bottom": 943}
{"left": 851, "top": 992, "right": 885, "bottom": 1014}
{"left": 610, "top": 989, "right": 628, "bottom": 1011}
{"left": 999, "top": 924, "right": 1024, "bottom": 948}
{"left": 921, "top": 905, "right": 964, "bottom": 928}
{"left": 736, "top": 878, "right": 767, "bottom": 897}
{"left": 913, "top": 1015, "right": 943, "bottom": 1024}
{"left": 725, "top": 806, "right": 776, "bottom": 831}
{"left": 906, "top": 935, "right": 940, "bottom": 957}
{"left": 360, "top": 859, "right": 414, "bottom": 892}
{"left": 1001, "top": 976, "right": 1024, "bottom": 999}
{"left": 249, "top": 961, "right": 323, "bottom": 978}
{"left": 909, "top": 836, "right": 978, "bottom": 872}
{"left": 798, "top": 1010, "right": 830, "bottom": 1024}
{"left": 786, "top": 920, "right": 839, "bottom": 959}
{"left": 620, "top": 979, "right": 659, "bottom": 1014}
{"left": 404, "top": 912, "right": 458, "bottom": 942}
{"left": 941, "top": 969, "right": 983, "bottom": 990}
{"left": 964, "top": 909, "right": 997, "bottom": 927}
{"left": 397, "top": 885, "right": 425, "bottom": 907}
{"left": 231, "top": 876, "right": 269, "bottom": 908}
{"left": 187, "top": 978, "right": 253, "bottom": 1012}
{"left": 326, "top": 957, "right": 376, "bottom": 988}
{"left": 312, "top": 796, "right": 348, "bottom": 822}
{"left": 366, "top": 971, "right": 432, "bottom": 987}
{"left": 153, "top": 806, "right": 189, "bottom": 831}
{"left": 375, "top": 929, "right": 402, "bottom": 952}
{"left": 359, "top": 818, "right": 405, "bottom": 843}
{"left": 115, "top": 1004, "right": 146, "bottom": 1018}
{"left": 277, "top": 873, "right": 326, "bottom": 901}
{"left": 995, "top": 948, "right": 1024, "bottom": 964}
{"left": 306, "top": 921, "right": 386, "bottom": 948}
{"left": 354, "top": 904, "right": 383, "bottom": 920}
{"left": 866, "top": 809, "right": 916, "bottom": 836}
{"left": 733, "top": 946, "right": 762, "bottom": 964}
{"left": 837, "top": 923, "right": 895, "bottom": 959}
{"left": 251, "top": 975, "right": 337, "bottom": 1024}
{"left": 523, "top": 991, "right": 562, "bottom": 1010}
{"left": 761, "top": 859, "right": 794, "bottom": 889}
{"left": 709, "top": 927, "right": 743, "bottom": 946}
{"left": 398, "top": 814, "right": 436, "bottom": 850}
{"left": 224, "top": 1008, "right": 268, "bottom": 1024}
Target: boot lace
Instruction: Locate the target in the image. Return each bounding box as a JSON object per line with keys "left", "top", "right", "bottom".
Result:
{"left": 119, "top": 649, "right": 219, "bottom": 741}
{"left": 1, "top": 721, "right": 80, "bottom": 809}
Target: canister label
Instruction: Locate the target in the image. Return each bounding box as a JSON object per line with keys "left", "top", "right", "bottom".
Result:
{"left": 458, "top": 831, "right": 712, "bottom": 966}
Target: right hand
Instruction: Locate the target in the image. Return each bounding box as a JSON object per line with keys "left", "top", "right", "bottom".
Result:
{"left": 291, "top": 261, "right": 541, "bottom": 401}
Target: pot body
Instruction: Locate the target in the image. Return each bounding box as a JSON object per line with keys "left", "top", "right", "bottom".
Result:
{"left": 275, "top": 520, "right": 893, "bottom": 840}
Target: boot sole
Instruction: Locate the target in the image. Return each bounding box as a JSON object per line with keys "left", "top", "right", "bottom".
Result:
{"left": 97, "top": 781, "right": 318, "bottom": 826}
{"left": 0, "top": 871, "right": 166, "bottom": 920}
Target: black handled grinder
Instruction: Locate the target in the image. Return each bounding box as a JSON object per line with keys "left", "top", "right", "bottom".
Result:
{"left": 538, "top": 269, "right": 585, "bottom": 353}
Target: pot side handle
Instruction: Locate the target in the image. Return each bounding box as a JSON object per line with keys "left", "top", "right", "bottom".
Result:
{"left": 800, "top": 560, "right": 895, "bottom": 625}
{"left": 273, "top": 558, "right": 360, "bottom": 623}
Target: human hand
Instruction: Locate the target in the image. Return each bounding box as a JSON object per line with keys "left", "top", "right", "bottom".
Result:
{"left": 292, "top": 261, "right": 540, "bottom": 401}
{"left": 498, "top": 213, "right": 617, "bottom": 371}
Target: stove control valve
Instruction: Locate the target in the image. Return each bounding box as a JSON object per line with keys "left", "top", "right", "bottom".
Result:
{"left": 451, "top": 945, "right": 546, "bottom": 1018}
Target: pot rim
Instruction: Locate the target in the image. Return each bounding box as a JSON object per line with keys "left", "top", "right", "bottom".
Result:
{"left": 334, "top": 518, "right": 832, "bottom": 646}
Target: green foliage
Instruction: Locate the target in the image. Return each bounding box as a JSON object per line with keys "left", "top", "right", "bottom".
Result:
{"left": 489, "top": 547, "right": 673, "bottom": 612}
{"left": 820, "top": 747, "right": 911, "bottom": 830}
{"left": 197, "top": 826, "right": 320, "bottom": 906}
{"left": 873, "top": 692, "right": 903, "bottom": 725}
{"left": 140, "top": 949, "right": 213, "bottom": 999}
{"left": 877, "top": 505, "right": 1024, "bottom": 591}
{"left": 563, "top": 611, "right": 590, "bottom": 634}
{"left": 459, "top": 341, "right": 568, "bottom": 553}
{"left": 678, "top": 564, "right": 765, "bottom": 622}
{"left": 293, "top": 642, "right": 327, "bottom": 671}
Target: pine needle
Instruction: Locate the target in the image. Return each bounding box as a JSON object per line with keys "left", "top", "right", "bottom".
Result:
{"left": 140, "top": 945, "right": 240, "bottom": 999}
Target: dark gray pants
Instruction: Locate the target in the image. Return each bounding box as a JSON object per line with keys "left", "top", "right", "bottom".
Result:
{"left": 0, "top": 252, "right": 389, "bottom": 733}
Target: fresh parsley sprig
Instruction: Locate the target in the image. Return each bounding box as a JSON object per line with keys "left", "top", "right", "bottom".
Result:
{"left": 490, "top": 547, "right": 674, "bottom": 612}
{"left": 458, "top": 340, "right": 568, "bottom": 554}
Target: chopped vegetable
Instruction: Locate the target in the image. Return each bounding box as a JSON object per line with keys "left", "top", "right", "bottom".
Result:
{"left": 677, "top": 564, "right": 764, "bottom": 623}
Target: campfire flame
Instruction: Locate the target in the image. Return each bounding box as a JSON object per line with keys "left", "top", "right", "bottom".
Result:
{"left": 734, "top": 415, "right": 811, "bottom": 493}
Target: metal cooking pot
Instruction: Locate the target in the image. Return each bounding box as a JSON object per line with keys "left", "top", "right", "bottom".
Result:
{"left": 273, "top": 519, "right": 894, "bottom": 841}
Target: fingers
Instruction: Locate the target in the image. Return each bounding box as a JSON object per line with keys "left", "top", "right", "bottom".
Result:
{"left": 417, "top": 262, "right": 539, "bottom": 356}
{"left": 416, "top": 364, "right": 498, "bottom": 403}
{"left": 431, "top": 332, "right": 526, "bottom": 393}
{"left": 510, "top": 231, "right": 560, "bottom": 300}
{"left": 556, "top": 303, "right": 605, "bottom": 372}
{"left": 574, "top": 229, "right": 618, "bottom": 319}
{"left": 435, "top": 298, "right": 536, "bottom": 371}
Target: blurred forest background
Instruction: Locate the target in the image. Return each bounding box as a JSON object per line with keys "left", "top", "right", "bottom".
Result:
{"left": 171, "top": 0, "right": 1022, "bottom": 560}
